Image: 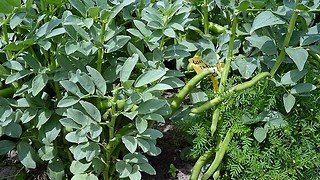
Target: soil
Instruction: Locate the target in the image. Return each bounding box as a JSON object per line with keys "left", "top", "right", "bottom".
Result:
{"left": 0, "top": 123, "right": 196, "bottom": 180}
{"left": 142, "top": 123, "right": 196, "bottom": 180}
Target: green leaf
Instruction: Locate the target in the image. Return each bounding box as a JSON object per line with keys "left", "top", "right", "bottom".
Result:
{"left": 0, "top": 1, "right": 14, "bottom": 14}
{"left": 47, "top": 159, "right": 65, "bottom": 180}
{"left": 283, "top": 93, "right": 295, "bottom": 113}
{"left": 137, "top": 163, "right": 156, "bottom": 175}
{"left": 253, "top": 127, "right": 268, "bottom": 143}
{"left": 38, "top": 119, "right": 61, "bottom": 145}
{"left": 21, "top": 108, "right": 38, "bottom": 124}
{"left": 5, "top": 70, "right": 32, "bottom": 84}
{"left": 23, "top": 53, "right": 41, "bottom": 70}
{"left": 80, "top": 142, "right": 100, "bottom": 161}
{"left": 122, "top": 136, "right": 137, "bottom": 153}
{"left": 285, "top": 47, "right": 308, "bottom": 71}
{"left": 45, "top": 28, "right": 66, "bottom": 39}
{"left": 57, "top": 96, "right": 80, "bottom": 107}
{"left": 116, "top": 161, "right": 132, "bottom": 178}
{"left": 120, "top": 54, "right": 139, "bottom": 82}
{"left": 59, "top": 118, "right": 81, "bottom": 129}
{"left": 88, "top": 7, "right": 99, "bottom": 18}
{"left": 202, "top": 49, "right": 218, "bottom": 66}
{"left": 138, "top": 99, "right": 167, "bottom": 114}
{"left": 235, "top": 58, "right": 257, "bottom": 79}
{"left": 245, "top": 35, "right": 277, "bottom": 55}
{"left": 140, "top": 129, "right": 163, "bottom": 139}
{"left": 60, "top": 80, "right": 84, "bottom": 97}
{"left": 71, "top": 174, "right": 99, "bottom": 180}
{"left": 36, "top": 109, "right": 52, "bottom": 129}
{"left": 135, "top": 117, "right": 148, "bottom": 133}
{"left": 280, "top": 69, "right": 308, "bottom": 85}
{"left": 65, "top": 130, "right": 88, "bottom": 144}
{"left": 69, "top": 145, "right": 86, "bottom": 161}
{"left": 250, "top": 11, "right": 285, "bottom": 34}
{"left": 123, "top": 153, "right": 148, "bottom": 164}
{"left": 143, "top": 113, "right": 165, "bottom": 123}
{"left": 291, "top": 83, "right": 316, "bottom": 94}
{"left": 164, "top": 27, "right": 176, "bottom": 38}
{"left": 135, "top": 70, "right": 167, "bottom": 87}
{"left": 129, "top": 166, "right": 142, "bottom": 180}
{"left": 10, "top": 12, "right": 26, "bottom": 29}
{"left": 77, "top": 71, "right": 95, "bottom": 94}
{"left": 86, "top": 66, "right": 107, "bottom": 95}
{"left": 68, "top": 0, "right": 87, "bottom": 17}
{"left": 0, "top": 140, "right": 16, "bottom": 155}
{"left": 65, "top": 41, "right": 79, "bottom": 55}
{"left": 38, "top": 145, "right": 57, "bottom": 161}
{"left": 122, "top": 111, "right": 138, "bottom": 120}
{"left": 4, "top": 122, "right": 22, "bottom": 138}
{"left": 32, "top": 74, "right": 48, "bottom": 96}
{"left": 80, "top": 101, "right": 101, "bottom": 122}
{"left": 70, "top": 161, "right": 91, "bottom": 174}
{"left": 137, "top": 138, "right": 150, "bottom": 152}
{"left": 146, "top": 83, "right": 173, "bottom": 92}
{"left": 161, "top": 77, "right": 185, "bottom": 88}
{"left": 106, "top": 35, "right": 131, "bottom": 53}
{"left": 189, "top": 88, "right": 208, "bottom": 104}
{"left": 17, "top": 141, "right": 36, "bottom": 169}
{"left": 127, "top": 43, "right": 148, "bottom": 66}
{"left": 133, "top": 20, "right": 152, "bottom": 37}
{"left": 67, "top": 108, "right": 91, "bottom": 126}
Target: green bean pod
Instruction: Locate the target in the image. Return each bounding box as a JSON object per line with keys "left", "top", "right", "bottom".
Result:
{"left": 210, "top": 107, "right": 220, "bottom": 136}
{"left": 0, "top": 87, "right": 14, "bottom": 97}
{"left": 191, "top": 72, "right": 270, "bottom": 114}
{"left": 208, "top": 22, "right": 227, "bottom": 34}
{"left": 170, "top": 69, "right": 214, "bottom": 116}
{"left": 190, "top": 148, "right": 215, "bottom": 180}
{"left": 201, "top": 129, "right": 234, "bottom": 180}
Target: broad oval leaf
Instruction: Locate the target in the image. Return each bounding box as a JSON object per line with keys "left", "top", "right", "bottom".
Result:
{"left": 291, "top": 83, "right": 316, "bottom": 94}
{"left": 280, "top": 69, "right": 308, "bottom": 85}
{"left": 57, "top": 96, "right": 80, "bottom": 108}
{"left": 80, "top": 101, "right": 101, "bottom": 122}
{"left": 253, "top": 127, "right": 268, "bottom": 143}
{"left": 250, "top": 11, "right": 285, "bottom": 34}
{"left": 120, "top": 54, "right": 139, "bottom": 82}
{"left": 138, "top": 99, "right": 167, "bottom": 114}
{"left": 77, "top": 71, "right": 95, "bottom": 94}
{"left": 135, "top": 70, "right": 167, "bottom": 87}
{"left": 283, "top": 93, "right": 295, "bottom": 113}
{"left": 17, "top": 141, "right": 36, "bottom": 169}
{"left": 70, "top": 161, "right": 91, "bottom": 174}
{"left": 0, "top": 140, "right": 16, "bottom": 155}
{"left": 135, "top": 117, "right": 148, "bottom": 133}
{"left": 285, "top": 47, "right": 308, "bottom": 71}
{"left": 86, "top": 66, "right": 107, "bottom": 95}
{"left": 32, "top": 74, "right": 48, "bottom": 96}
{"left": 122, "top": 136, "right": 137, "bottom": 153}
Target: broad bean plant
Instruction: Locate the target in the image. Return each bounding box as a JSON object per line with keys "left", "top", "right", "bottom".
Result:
{"left": 0, "top": 0, "right": 197, "bottom": 179}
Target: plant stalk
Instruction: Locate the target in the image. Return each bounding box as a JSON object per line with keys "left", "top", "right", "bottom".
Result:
{"left": 270, "top": 0, "right": 300, "bottom": 77}
{"left": 218, "top": 12, "right": 237, "bottom": 93}
{"left": 203, "top": 0, "right": 209, "bottom": 34}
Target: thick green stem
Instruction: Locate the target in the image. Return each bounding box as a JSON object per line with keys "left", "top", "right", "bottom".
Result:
{"left": 2, "top": 15, "right": 13, "bottom": 59}
{"left": 270, "top": 0, "right": 300, "bottom": 77}
{"left": 192, "top": 72, "right": 270, "bottom": 113}
{"left": 169, "top": 69, "right": 214, "bottom": 117}
{"left": 218, "top": 13, "right": 237, "bottom": 93}
{"left": 203, "top": 0, "right": 209, "bottom": 34}
{"left": 201, "top": 129, "right": 234, "bottom": 180}
{"left": 190, "top": 148, "right": 215, "bottom": 180}
{"left": 137, "top": 0, "right": 145, "bottom": 19}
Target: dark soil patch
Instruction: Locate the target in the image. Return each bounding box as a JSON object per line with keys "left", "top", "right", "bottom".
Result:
{"left": 142, "top": 123, "right": 196, "bottom": 180}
